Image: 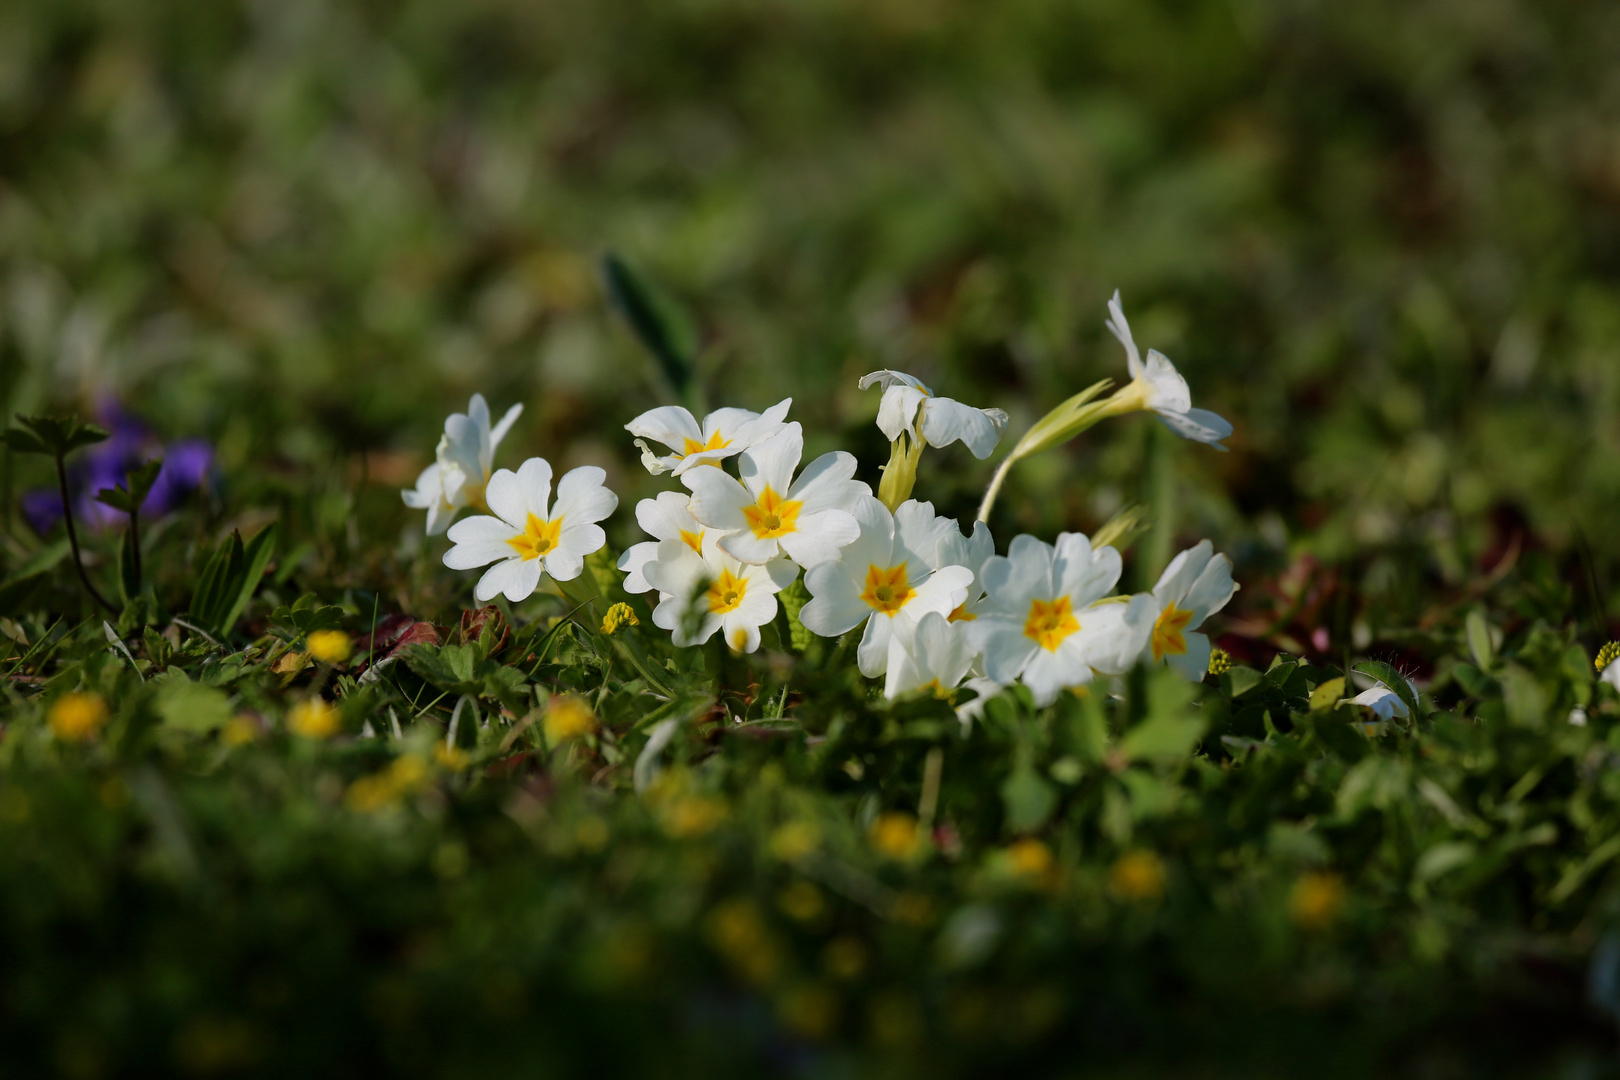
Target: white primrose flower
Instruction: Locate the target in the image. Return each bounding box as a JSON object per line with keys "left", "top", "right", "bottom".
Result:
{"left": 799, "top": 497, "right": 974, "bottom": 677}
{"left": 1147, "top": 540, "right": 1239, "bottom": 680}
{"left": 1351, "top": 683, "right": 1411, "bottom": 721}
{"left": 618, "top": 491, "right": 707, "bottom": 595}
{"left": 442, "top": 458, "right": 617, "bottom": 603}
{"left": 625, "top": 399, "right": 792, "bottom": 476}
{"left": 682, "top": 422, "right": 869, "bottom": 567}
{"left": 402, "top": 393, "right": 525, "bottom": 535}
{"left": 858, "top": 370, "right": 1008, "bottom": 459}
{"left": 643, "top": 533, "right": 797, "bottom": 653}
{"left": 884, "top": 610, "right": 975, "bottom": 700}
{"left": 970, "top": 533, "right": 1155, "bottom": 708}
{"left": 937, "top": 519, "right": 996, "bottom": 624}
{"left": 1104, "top": 291, "right": 1233, "bottom": 449}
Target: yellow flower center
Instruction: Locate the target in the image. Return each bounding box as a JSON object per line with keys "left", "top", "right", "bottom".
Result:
{"left": 682, "top": 430, "right": 730, "bottom": 456}
{"left": 707, "top": 566, "right": 749, "bottom": 614}
{"left": 742, "top": 486, "right": 803, "bottom": 539}
{"left": 679, "top": 528, "right": 705, "bottom": 554}
{"left": 1152, "top": 602, "right": 1194, "bottom": 660}
{"left": 1024, "top": 596, "right": 1080, "bottom": 651}
{"left": 947, "top": 602, "right": 976, "bottom": 623}
{"left": 506, "top": 512, "right": 564, "bottom": 561}
{"left": 859, "top": 564, "right": 914, "bottom": 615}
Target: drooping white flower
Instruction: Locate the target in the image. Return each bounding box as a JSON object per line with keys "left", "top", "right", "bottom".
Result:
{"left": 402, "top": 393, "right": 524, "bottom": 535}
{"left": 858, "top": 370, "right": 1009, "bottom": 460}
{"left": 626, "top": 399, "right": 792, "bottom": 476}
{"left": 442, "top": 458, "right": 617, "bottom": 603}
{"left": 1146, "top": 541, "right": 1239, "bottom": 680}
{"left": 969, "top": 532, "right": 1155, "bottom": 707}
{"left": 643, "top": 533, "right": 797, "bottom": 653}
{"left": 682, "top": 423, "right": 868, "bottom": 568}
{"left": 799, "top": 498, "right": 973, "bottom": 677}
{"left": 1350, "top": 684, "right": 1410, "bottom": 721}
{"left": 884, "top": 610, "right": 975, "bottom": 700}
{"left": 618, "top": 491, "right": 707, "bottom": 595}
{"left": 1104, "top": 291, "right": 1232, "bottom": 449}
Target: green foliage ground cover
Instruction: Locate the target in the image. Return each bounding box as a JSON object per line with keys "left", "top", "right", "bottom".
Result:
{"left": 5, "top": 0, "right": 1620, "bottom": 1076}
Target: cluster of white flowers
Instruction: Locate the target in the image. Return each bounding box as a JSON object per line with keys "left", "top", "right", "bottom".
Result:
{"left": 405, "top": 293, "right": 1243, "bottom": 712}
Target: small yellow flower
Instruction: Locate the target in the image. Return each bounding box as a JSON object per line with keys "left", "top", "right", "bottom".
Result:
{"left": 600, "top": 602, "right": 640, "bottom": 635}
{"left": 1208, "top": 647, "right": 1233, "bottom": 676}
{"left": 287, "top": 699, "right": 340, "bottom": 739}
{"left": 222, "top": 714, "right": 260, "bottom": 746}
{"left": 705, "top": 899, "right": 781, "bottom": 985}
{"left": 662, "top": 794, "right": 728, "bottom": 838}
{"left": 1596, "top": 641, "right": 1620, "bottom": 674}
{"left": 1006, "top": 838, "right": 1054, "bottom": 880}
{"left": 49, "top": 692, "right": 109, "bottom": 742}
{"left": 346, "top": 754, "right": 431, "bottom": 812}
{"left": 777, "top": 879, "right": 826, "bottom": 922}
{"left": 543, "top": 695, "right": 596, "bottom": 745}
{"left": 768, "top": 820, "right": 821, "bottom": 862}
{"left": 1289, "top": 871, "right": 1346, "bottom": 930}
{"left": 1109, "top": 850, "right": 1167, "bottom": 903}
{"left": 306, "top": 630, "right": 353, "bottom": 664}
{"left": 868, "top": 812, "right": 922, "bottom": 860}
{"left": 434, "top": 743, "right": 470, "bottom": 770}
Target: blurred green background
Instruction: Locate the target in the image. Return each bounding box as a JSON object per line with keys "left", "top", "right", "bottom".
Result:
{"left": 4, "top": 0, "right": 1620, "bottom": 624}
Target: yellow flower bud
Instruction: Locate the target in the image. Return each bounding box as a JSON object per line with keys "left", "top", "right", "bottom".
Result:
{"left": 287, "top": 699, "right": 340, "bottom": 739}
{"left": 49, "top": 692, "right": 109, "bottom": 742}
{"left": 868, "top": 812, "right": 922, "bottom": 860}
{"left": 600, "top": 602, "right": 640, "bottom": 635}
{"left": 1108, "top": 850, "right": 1166, "bottom": 903}
{"left": 543, "top": 695, "right": 596, "bottom": 745}
{"left": 306, "top": 630, "right": 353, "bottom": 665}
{"left": 1289, "top": 871, "right": 1346, "bottom": 930}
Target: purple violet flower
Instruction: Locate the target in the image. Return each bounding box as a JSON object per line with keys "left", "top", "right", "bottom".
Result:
{"left": 20, "top": 401, "right": 214, "bottom": 535}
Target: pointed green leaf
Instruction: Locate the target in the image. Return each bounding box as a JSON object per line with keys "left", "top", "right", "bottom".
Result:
{"left": 217, "top": 524, "right": 277, "bottom": 635}
{"left": 1352, "top": 660, "right": 1421, "bottom": 719}
{"left": 601, "top": 253, "right": 694, "bottom": 398}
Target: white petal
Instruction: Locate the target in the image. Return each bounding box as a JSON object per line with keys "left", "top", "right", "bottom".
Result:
{"left": 981, "top": 534, "right": 1055, "bottom": 615}
{"left": 542, "top": 548, "right": 584, "bottom": 582}
{"left": 789, "top": 451, "right": 867, "bottom": 513}
{"left": 1021, "top": 647, "right": 1091, "bottom": 708}
{"left": 1080, "top": 593, "right": 1156, "bottom": 674}
{"left": 475, "top": 557, "right": 542, "bottom": 604}
{"left": 978, "top": 618, "right": 1038, "bottom": 684}
{"left": 718, "top": 529, "right": 782, "bottom": 566}
{"left": 1152, "top": 541, "right": 1213, "bottom": 607}
{"left": 552, "top": 466, "right": 617, "bottom": 525}
{"left": 682, "top": 466, "right": 752, "bottom": 532}
{"left": 489, "top": 403, "right": 523, "bottom": 452}
{"left": 905, "top": 565, "right": 973, "bottom": 619}
{"left": 1156, "top": 406, "right": 1232, "bottom": 450}
{"left": 765, "top": 558, "right": 801, "bottom": 591}
{"left": 1351, "top": 686, "right": 1407, "bottom": 720}
{"left": 401, "top": 464, "right": 442, "bottom": 509}
{"left": 446, "top": 513, "right": 519, "bottom": 546}
{"left": 625, "top": 406, "right": 702, "bottom": 450}
{"left": 619, "top": 540, "right": 662, "bottom": 594}
{"left": 514, "top": 457, "right": 556, "bottom": 520}
{"left": 858, "top": 370, "right": 930, "bottom": 393}
{"left": 669, "top": 448, "right": 743, "bottom": 475}
{"left": 635, "top": 439, "right": 681, "bottom": 475}
{"left": 876, "top": 385, "right": 927, "bottom": 442}
{"left": 721, "top": 617, "right": 762, "bottom": 654}
{"left": 1164, "top": 631, "right": 1212, "bottom": 680}
{"left": 1052, "top": 532, "right": 1122, "bottom": 607}
{"left": 857, "top": 614, "right": 894, "bottom": 678}
{"left": 642, "top": 539, "right": 709, "bottom": 599}
{"left": 636, "top": 491, "right": 699, "bottom": 543}
{"left": 1105, "top": 290, "right": 1143, "bottom": 380}
{"left": 1141, "top": 350, "right": 1191, "bottom": 414}
{"left": 800, "top": 561, "right": 871, "bottom": 637}
{"left": 919, "top": 397, "right": 1007, "bottom": 459}
{"left": 738, "top": 423, "right": 803, "bottom": 499}
{"left": 1183, "top": 552, "right": 1238, "bottom": 623}
{"left": 557, "top": 521, "right": 607, "bottom": 561}
{"left": 777, "top": 509, "right": 859, "bottom": 568}
{"left": 893, "top": 499, "right": 956, "bottom": 568}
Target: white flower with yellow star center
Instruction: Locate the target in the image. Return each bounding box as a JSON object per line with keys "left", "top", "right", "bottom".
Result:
{"left": 884, "top": 611, "right": 977, "bottom": 700}
{"left": 682, "top": 422, "right": 868, "bottom": 568}
{"left": 643, "top": 533, "right": 797, "bottom": 653}
{"left": 625, "top": 399, "right": 792, "bottom": 476}
{"left": 442, "top": 458, "right": 617, "bottom": 603}
{"left": 1103, "top": 291, "right": 1232, "bottom": 449}
{"left": 857, "top": 370, "right": 1009, "bottom": 459}
{"left": 937, "top": 519, "right": 996, "bottom": 625}
{"left": 402, "top": 393, "right": 524, "bottom": 535}
{"left": 1146, "top": 540, "right": 1238, "bottom": 679}
{"left": 969, "top": 532, "right": 1155, "bottom": 707}
{"left": 799, "top": 497, "right": 973, "bottom": 677}
{"left": 618, "top": 491, "right": 707, "bottom": 595}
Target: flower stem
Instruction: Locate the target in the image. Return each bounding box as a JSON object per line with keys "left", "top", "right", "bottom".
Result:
{"left": 54, "top": 452, "right": 117, "bottom": 615}
{"left": 976, "top": 452, "right": 1016, "bottom": 524}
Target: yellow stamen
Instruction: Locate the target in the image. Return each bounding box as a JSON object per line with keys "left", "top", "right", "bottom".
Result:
{"left": 742, "top": 486, "right": 803, "bottom": 539}
{"left": 682, "top": 430, "right": 730, "bottom": 456}
{"left": 859, "top": 564, "right": 914, "bottom": 615}
{"left": 707, "top": 567, "right": 749, "bottom": 614}
{"left": 947, "top": 603, "right": 977, "bottom": 623}
{"left": 1152, "top": 602, "right": 1194, "bottom": 661}
{"left": 679, "top": 528, "right": 705, "bottom": 554}
{"left": 1208, "top": 647, "right": 1232, "bottom": 675}
{"left": 506, "top": 513, "right": 564, "bottom": 561}
{"left": 1597, "top": 641, "right": 1620, "bottom": 673}
{"left": 1023, "top": 596, "right": 1080, "bottom": 651}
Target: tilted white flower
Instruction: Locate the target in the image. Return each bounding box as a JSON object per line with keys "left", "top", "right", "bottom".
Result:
{"left": 1104, "top": 291, "right": 1232, "bottom": 449}
{"left": 1350, "top": 684, "right": 1411, "bottom": 721}
{"left": 442, "top": 458, "right": 617, "bottom": 603}
{"left": 970, "top": 532, "right": 1155, "bottom": 707}
{"left": 682, "top": 422, "right": 868, "bottom": 568}
{"left": 617, "top": 491, "right": 707, "bottom": 595}
{"left": 799, "top": 497, "right": 973, "bottom": 677}
{"left": 1146, "top": 540, "right": 1239, "bottom": 680}
{"left": 625, "top": 399, "right": 792, "bottom": 476}
{"left": 643, "top": 533, "right": 797, "bottom": 653}
{"left": 402, "top": 393, "right": 523, "bottom": 535}
{"left": 858, "top": 370, "right": 1008, "bottom": 459}
{"left": 884, "top": 611, "right": 975, "bottom": 700}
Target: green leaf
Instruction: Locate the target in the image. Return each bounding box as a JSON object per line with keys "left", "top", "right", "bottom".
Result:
{"left": 1308, "top": 676, "right": 1345, "bottom": 713}
{"left": 1451, "top": 662, "right": 1498, "bottom": 698}
{"left": 4, "top": 415, "right": 109, "bottom": 456}
{"left": 95, "top": 459, "right": 163, "bottom": 513}
{"left": 1120, "top": 712, "right": 1206, "bottom": 762}
{"left": 601, "top": 253, "right": 695, "bottom": 398}
{"left": 1000, "top": 765, "right": 1057, "bottom": 833}
{"left": 1352, "top": 660, "right": 1421, "bottom": 719}
{"left": 190, "top": 531, "right": 245, "bottom": 633}
{"left": 217, "top": 524, "right": 277, "bottom": 636}
{"left": 1465, "top": 609, "right": 1495, "bottom": 670}
{"left": 777, "top": 574, "right": 813, "bottom": 652}
{"left": 154, "top": 672, "right": 233, "bottom": 734}
{"left": 118, "top": 523, "right": 141, "bottom": 606}
{"left": 1223, "top": 665, "right": 1262, "bottom": 699}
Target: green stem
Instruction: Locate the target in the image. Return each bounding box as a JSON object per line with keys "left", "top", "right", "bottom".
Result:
{"left": 976, "top": 452, "right": 1016, "bottom": 524}
{"left": 55, "top": 452, "right": 117, "bottom": 615}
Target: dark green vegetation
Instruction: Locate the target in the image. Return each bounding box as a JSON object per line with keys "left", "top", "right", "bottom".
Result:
{"left": 4, "top": 0, "right": 1620, "bottom": 1076}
